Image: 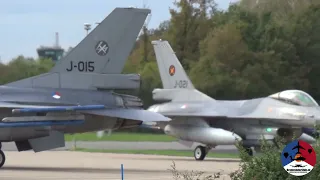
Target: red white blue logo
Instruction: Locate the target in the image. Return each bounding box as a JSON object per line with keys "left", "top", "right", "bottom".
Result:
{"left": 180, "top": 104, "right": 187, "bottom": 109}
{"left": 52, "top": 92, "right": 61, "bottom": 99}
{"left": 281, "top": 140, "right": 316, "bottom": 176}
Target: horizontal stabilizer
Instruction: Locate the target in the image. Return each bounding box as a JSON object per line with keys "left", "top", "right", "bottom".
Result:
{"left": 7, "top": 73, "right": 141, "bottom": 90}
{"left": 0, "top": 120, "right": 84, "bottom": 128}
{"left": 2, "top": 115, "right": 85, "bottom": 122}
{"left": 152, "top": 88, "right": 213, "bottom": 102}
{"left": 12, "top": 105, "right": 106, "bottom": 114}
{"left": 82, "top": 108, "right": 171, "bottom": 122}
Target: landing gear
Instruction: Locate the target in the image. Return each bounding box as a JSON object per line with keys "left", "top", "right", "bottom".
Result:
{"left": 244, "top": 147, "right": 253, "bottom": 156}
{"left": 194, "top": 145, "right": 211, "bottom": 161}
{"left": 0, "top": 143, "right": 4, "bottom": 168}
{"left": 0, "top": 150, "right": 5, "bottom": 168}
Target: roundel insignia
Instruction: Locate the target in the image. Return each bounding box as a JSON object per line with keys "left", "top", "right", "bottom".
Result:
{"left": 95, "top": 40, "right": 109, "bottom": 56}
{"left": 281, "top": 140, "right": 316, "bottom": 176}
{"left": 169, "top": 65, "right": 175, "bottom": 76}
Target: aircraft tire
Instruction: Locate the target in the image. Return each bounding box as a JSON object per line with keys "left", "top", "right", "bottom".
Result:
{"left": 245, "top": 147, "right": 253, "bottom": 156}
{"left": 0, "top": 150, "right": 5, "bottom": 168}
{"left": 194, "top": 146, "right": 206, "bottom": 160}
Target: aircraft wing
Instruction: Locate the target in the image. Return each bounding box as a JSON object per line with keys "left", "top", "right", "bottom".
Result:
{"left": 11, "top": 104, "right": 106, "bottom": 114}
{"left": 160, "top": 111, "right": 227, "bottom": 118}
{"left": 158, "top": 110, "right": 313, "bottom": 127}
{"left": 0, "top": 101, "right": 105, "bottom": 127}
{"left": 0, "top": 101, "right": 170, "bottom": 127}
{"left": 81, "top": 108, "right": 171, "bottom": 122}
{"left": 0, "top": 120, "right": 85, "bottom": 128}
{"left": 0, "top": 101, "right": 107, "bottom": 112}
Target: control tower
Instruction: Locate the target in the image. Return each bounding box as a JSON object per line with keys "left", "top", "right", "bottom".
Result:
{"left": 37, "top": 32, "right": 64, "bottom": 62}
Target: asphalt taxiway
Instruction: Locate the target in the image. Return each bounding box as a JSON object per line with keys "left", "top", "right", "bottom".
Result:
{"left": 0, "top": 151, "right": 240, "bottom": 180}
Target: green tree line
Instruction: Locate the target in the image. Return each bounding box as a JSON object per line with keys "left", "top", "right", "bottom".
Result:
{"left": 124, "top": 0, "right": 320, "bottom": 107}
{"left": 4, "top": 0, "right": 320, "bottom": 108}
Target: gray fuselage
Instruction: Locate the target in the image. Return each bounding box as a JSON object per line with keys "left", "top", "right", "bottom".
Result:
{"left": 149, "top": 96, "right": 320, "bottom": 147}
{"left": 0, "top": 86, "right": 142, "bottom": 142}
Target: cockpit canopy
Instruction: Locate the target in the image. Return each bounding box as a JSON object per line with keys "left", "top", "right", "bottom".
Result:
{"left": 268, "top": 90, "right": 319, "bottom": 107}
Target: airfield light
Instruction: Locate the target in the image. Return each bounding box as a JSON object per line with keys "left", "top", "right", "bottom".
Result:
{"left": 266, "top": 128, "right": 272, "bottom": 132}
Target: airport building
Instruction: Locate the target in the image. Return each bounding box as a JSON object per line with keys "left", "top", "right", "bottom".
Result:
{"left": 36, "top": 32, "right": 65, "bottom": 62}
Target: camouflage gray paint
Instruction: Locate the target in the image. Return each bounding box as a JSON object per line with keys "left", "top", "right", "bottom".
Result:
{"left": 147, "top": 40, "right": 320, "bottom": 160}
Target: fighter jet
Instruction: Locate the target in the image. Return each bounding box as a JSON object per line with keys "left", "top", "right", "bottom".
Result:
{"left": 0, "top": 8, "right": 170, "bottom": 168}
{"left": 147, "top": 40, "right": 320, "bottom": 161}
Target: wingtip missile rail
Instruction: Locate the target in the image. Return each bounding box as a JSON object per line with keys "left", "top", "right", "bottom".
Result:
{"left": 2, "top": 115, "right": 85, "bottom": 122}
{"left": 0, "top": 120, "right": 85, "bottom": 128}
{"left": 11, "top": 105, "right": 106, "bottom": 114}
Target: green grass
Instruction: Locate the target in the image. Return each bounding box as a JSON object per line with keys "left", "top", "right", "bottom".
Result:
{"left": 65, "top": 132, "right": 177, "bottom": 142}
{"left": 73, "top": 148, "right": 239, "bottom": 159}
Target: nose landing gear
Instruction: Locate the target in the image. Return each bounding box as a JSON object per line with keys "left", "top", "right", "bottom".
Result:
{"left": 244, "top": 147, "right": 253, "bottom": 156}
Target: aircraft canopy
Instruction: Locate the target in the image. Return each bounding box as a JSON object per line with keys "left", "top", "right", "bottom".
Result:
{"left": 269, "top": 90, "right": 318, "bottom": 107}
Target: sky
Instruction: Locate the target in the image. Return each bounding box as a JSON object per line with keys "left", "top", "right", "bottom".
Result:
{"left": 0, "top": 0, "right": 234, "bottom": 63}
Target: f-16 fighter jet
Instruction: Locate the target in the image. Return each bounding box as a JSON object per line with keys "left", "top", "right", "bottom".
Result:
{"left": 147, "top": 40, "right": 320, "bottom": 161}
{"left": 0, "top": 8, "right": 170, "bottom": 168}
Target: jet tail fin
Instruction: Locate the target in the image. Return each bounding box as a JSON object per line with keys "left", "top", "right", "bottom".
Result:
{"left": 51, "top": 7, "right": 151, "bottom": 74}
{"left": 151, "top": 40, "right": 195, "bottom": 89}
{"left": 152, "top": 40, "right": 213, "bottom": 102}
{"left": 6, "top": 8, "right": 150, "bottom": 90}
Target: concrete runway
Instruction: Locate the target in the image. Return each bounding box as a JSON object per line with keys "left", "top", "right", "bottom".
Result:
{"left": 0, "top": 151, "right": 240, "bottom": 180}
{"left": 2, "top": 141, "right": 239, "bottom": 154}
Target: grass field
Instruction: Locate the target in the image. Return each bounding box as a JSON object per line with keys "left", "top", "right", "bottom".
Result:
{"left": 65, "top": 132, "right": 176, "bottom": 142}
{"left": 74, "top": 148, "right": 239, "bottom": 159}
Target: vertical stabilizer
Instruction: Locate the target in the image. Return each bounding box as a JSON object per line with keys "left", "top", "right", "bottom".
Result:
{"left": 151, "top": 40, "right": 194, "bottom": 89}
{"left": 5, "top": 8, "right": 150, "bottom": 90}
{"left": 50, "top": 8, "right": 151, "bottom": 74}
{"left": 151, "top": 40, "right": 214, "bottom": 102}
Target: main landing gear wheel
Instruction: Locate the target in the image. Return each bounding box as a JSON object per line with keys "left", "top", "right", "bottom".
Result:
{"left": 0, "top": 150, "right": 5, "bottom": 168}
{"left": 244, "top": 147, "right": 253, "bottom": 156}
{"left": 194, "top": 145, "right": 208, "bottom": 161}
